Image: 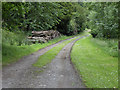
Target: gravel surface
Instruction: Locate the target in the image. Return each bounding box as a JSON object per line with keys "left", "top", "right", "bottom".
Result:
{"left": 2, "top": 35, "right": 88, "bottom": 88}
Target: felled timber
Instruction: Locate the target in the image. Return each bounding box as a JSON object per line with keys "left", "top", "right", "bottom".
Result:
{"left": 28, "top": 30, "right": 61, "bottom": 43}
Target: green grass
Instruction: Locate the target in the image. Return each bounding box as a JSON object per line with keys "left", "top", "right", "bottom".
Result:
{"left": 119, "top": 50, "right": 120, "bottom": 89}
{"left": 2, "top": 35, "right": 77, "bottom": 66}
{"left": 71, "top": 36, "right": 118, "bottom": 88}
{"left": 91, "top": 38, "right": 118, "bottom": 57}
{"left": 2, "top": 30, "right": 87, "bottom": 66}
{"left": 33, "top": 32, "right": 89, "bottom": 68}
{"left": 33, "top": 36, "right": 79, "bottom": 68}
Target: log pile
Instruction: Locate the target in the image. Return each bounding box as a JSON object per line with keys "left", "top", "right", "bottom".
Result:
{"left": 28, "top": 30, "right": 61, "bottom": 43}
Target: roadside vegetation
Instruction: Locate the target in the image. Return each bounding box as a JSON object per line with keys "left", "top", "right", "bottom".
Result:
{"left": 71, "top": 36, "right": 118, "bottom": 88}
{"left": 33, "top": 32, "right": 88, "bottom": 68}
{"left": 2, "top": 30, "right": 81, "bottom": 66}
{"left": 69, "top": 3, "right": 118, "bottom": 88}
{"left": 33, "top": 37, "right": 78, "bottom": 68}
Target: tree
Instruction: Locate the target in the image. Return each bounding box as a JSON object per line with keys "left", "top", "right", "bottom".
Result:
{"left": 2, "top": 2, "right": 87, "bottom": 35}
{"left": 85, "top": 2, "right": 118, "bottom": 38}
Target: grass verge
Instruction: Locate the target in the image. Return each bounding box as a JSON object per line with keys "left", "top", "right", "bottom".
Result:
{"left": 91, "top": 38, "right": 118, "bottom": 57}
{"left": 2, "top": 35, "right": 76, "bottom": 66}
{"left": 2, "top": 31, "right": 87, "bottom": 66}
{"left": 71, "top": 36, "right": 118, "bottom": 88}
{"left": 33, "top": 36, "right": 79, "bottom": 68}
{"left": 33, "top": 32, "right": 89, "bottom": 68}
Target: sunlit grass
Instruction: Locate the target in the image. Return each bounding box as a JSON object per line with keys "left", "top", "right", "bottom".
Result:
{"left": 71, "top": 36, "right": 118, "bottom": 88}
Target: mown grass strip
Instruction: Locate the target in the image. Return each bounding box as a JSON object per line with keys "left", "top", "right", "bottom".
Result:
{"left": 33, "top": 32, "right": 89, "bottom": 68}
{"left": 71, "top": 36, "right": 118, "bottom": 88}
{"left": 33, "top": 36, "right": 79, "bottom": 68}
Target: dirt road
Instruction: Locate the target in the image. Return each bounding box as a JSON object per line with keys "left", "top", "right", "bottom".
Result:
{"left": 2, "top": 35, "right": 88, "bottom": 88}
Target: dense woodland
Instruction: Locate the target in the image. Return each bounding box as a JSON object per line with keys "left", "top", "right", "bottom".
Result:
{"left": 2, "top": 2, "right": 118, "bottom": 46}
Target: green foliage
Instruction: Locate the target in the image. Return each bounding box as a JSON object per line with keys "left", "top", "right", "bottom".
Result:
{"left": 2, "top": 2, "right": 63, "bottom": 31}
{"left": 2, "top": 29, "right": 31, "bottom": 46}
{"left": 57, "top": 3, "right": 87, "bottom": 35}
{"left": 71, "top": 36, "right": 118, "bottom": 88}
{"left": 2, "top": 2, "right": 118, "bottom": 38}
{"left": 2, "top": 2, "right": 28, "bottom": 31}
{"left": 84, "top": 2, "right": 118, "bottom": 38}
{"left": 2, "top": 2, "right": 87, "bottom": 36}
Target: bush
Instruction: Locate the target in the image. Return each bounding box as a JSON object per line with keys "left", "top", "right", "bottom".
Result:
{"left": 2, "top": 29, "right": 31, "bottom": 46}
{"left": 90, "top": 29, "right": 98, "bottom": 38}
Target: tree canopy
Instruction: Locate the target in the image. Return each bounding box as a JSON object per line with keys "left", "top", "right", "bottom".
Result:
{"left": 2, "top": 2, "right": 119, "bottom": 38}
{"left": 85, "top": 2, "right": 118, "bottom": 38}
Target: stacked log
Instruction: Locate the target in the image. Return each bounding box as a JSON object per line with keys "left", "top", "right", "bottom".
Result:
{"left": 28, "top": 30, "right": 61, "bottom": 43}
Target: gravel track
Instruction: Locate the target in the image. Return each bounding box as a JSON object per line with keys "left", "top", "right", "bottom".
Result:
{"left": 2, "top": 35, "right": 88, "bottom": 88}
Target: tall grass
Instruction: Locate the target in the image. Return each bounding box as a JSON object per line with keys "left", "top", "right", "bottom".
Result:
{"left": 91, "top": 38, "right": 118, "bottom": 57}
{"left": 2, "top": 30, "right": 31, "bottom": 46}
